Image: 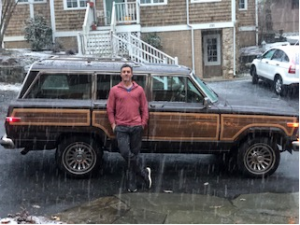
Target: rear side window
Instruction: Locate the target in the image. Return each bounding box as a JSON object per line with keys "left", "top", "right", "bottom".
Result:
{"left": 96, "top": 74, "right": 146, "bottom": 100}
{"left": 24, "top": 73, "right": 91, "bottom": 99}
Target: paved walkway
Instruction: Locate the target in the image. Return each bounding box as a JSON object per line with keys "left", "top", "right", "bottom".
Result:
{"left": 53, "top": 192, "right": 299, "bottom": 224}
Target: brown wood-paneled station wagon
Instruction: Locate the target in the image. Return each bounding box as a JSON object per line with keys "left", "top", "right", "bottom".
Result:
{"left": 1, "top": 56, "right": 299, "bottom": 178}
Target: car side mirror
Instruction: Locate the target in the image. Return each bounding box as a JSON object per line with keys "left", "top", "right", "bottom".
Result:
{"left": 203, "top": 97, "right": 211, "bottom": 108}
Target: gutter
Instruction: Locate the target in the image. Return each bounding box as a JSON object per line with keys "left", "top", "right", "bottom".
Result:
{"left": 50, "top": 0, "right": 56, "bottom": 43}
{"left": 186, "top": 0, "right": 195, "bottom": 73}
{"left": 255, "top": 0, "right": 258, "bottom": 46}
{"left": 231, "top": 0, "right": 236, "bottom": 76}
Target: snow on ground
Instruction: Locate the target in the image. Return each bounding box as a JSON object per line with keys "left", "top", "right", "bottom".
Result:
{"left": 0, "top": 82, "right": 22, "bottom": 91}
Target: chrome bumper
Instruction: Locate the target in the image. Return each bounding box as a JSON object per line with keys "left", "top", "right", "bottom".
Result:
{"left": 292, "top": 140, "right": 299, "bottom": 152}
{"left": 0, "top": 134, "right": 15, "bottom": 149}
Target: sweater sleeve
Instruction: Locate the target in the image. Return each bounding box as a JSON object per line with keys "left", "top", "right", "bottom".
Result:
{"left": 140, "top": 88, "right": 149, "bottom": 127}
{"left": 106, "top": 88, "right": 116, "bottom": 125}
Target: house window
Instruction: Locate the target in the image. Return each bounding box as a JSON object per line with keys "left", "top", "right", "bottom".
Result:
{"left": 17, "top": 0, "right": 46, "bottom": 3}
{"left": 203, "top": 34, "right": 221, "bottom": 66}
{"left": 65, "top": 0, "right": 88, "bottom": 9}
{"left": 191, "top": 0, "right": 221, "bottom": 3}
{"left": 292, "top": 0, "right": 299, "bottom": 9}
{"left": 140, "top": 0, "right": 167, "bottom": 5}
{"left": 238, "top": 0, "right": 247, "bottom": 10}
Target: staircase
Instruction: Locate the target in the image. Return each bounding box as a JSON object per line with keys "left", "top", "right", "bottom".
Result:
{"left": 80, "top": 1, "right": 178, "bottom": 65}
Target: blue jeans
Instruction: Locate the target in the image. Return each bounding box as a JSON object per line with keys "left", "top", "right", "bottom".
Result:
{"left": 115, "top": 125, "right": 144, "bottom": 182}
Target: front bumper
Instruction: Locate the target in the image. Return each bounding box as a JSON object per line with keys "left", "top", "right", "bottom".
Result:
{"left": 0, "top": 134, "right": 15, "bottom": 149}
{"left": 292, "top": 140, "right": 299, "bottom": 152}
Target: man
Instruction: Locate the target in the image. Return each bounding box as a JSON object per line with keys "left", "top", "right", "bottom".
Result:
{"left": 107, "top": 63, "right": 151, "bottom": 192}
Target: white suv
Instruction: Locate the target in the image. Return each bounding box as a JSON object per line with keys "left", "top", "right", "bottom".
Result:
{"left": 250, "top": 45, "right": 299, "bottom": 95}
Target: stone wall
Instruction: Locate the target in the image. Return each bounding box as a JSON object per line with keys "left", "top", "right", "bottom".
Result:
{"left": 222, "top": 28, "right": 234, "bottom": 79}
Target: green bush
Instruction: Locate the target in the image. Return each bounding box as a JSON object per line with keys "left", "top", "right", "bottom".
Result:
{"left": 24, "top": 15, "right": 53, "bottom": 51}
{"left": 142, "top": 33, "right": 162, "bottom": 49}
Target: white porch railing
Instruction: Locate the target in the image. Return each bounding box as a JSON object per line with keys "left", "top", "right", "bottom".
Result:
{"left": 114, "top": 2, "right": 139, "bottom": 24}
{"left": 81, "top": 1, "right": 96, "bottom": 54}
{"left": 80, "top": 1, "right": 178, "bottom": 64}
{"left": 112, "top": 33, "right": 178, "bottom": 65}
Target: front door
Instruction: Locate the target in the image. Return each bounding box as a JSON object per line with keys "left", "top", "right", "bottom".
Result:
{"left": 105, "top": 0, "right": 124, "bottom": 24}
{"left": 202, "top": 32, "right": 222, "bottom": 78}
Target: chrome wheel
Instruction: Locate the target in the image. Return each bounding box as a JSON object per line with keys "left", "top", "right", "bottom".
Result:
{"left": 62, "top": 142, "right": 97, "bottom": 175}
{"left": 274, "top": 76, "right": 284, "bottom": 95}
{"left": 238, "top": 137, "right": 280, "bottom": 178}
{"left": 243, "top": 143, "right": 275, "bottom": 175}
{"left": 56, "top": 136, "right": 102, "bottom": 178}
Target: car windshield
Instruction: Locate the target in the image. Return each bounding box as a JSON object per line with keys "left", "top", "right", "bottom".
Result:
{"left": 191, "top": 73, "right": 218, "bottom": 103}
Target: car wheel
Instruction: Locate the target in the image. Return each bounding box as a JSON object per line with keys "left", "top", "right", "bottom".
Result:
{"left": 274, "top": 76, "right": 286, "bottom": 96}
{"left": 237, "top": 137, "right": 280, "bottom": 178}
{"left": 251, "top": 67, "right": 259, "bottom": 84}
{"left": 56, "top": 136, "right": 103, "bottom": 178}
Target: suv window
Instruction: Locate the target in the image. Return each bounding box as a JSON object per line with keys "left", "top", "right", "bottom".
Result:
{"left": 262, "top": 49, "right": 276, "bottom": 59}
{"left": 152, "top": 75, "right": 203, "bottom": 103}
{"left": 272, "top": 50, "right": 285, "bottom": 62}
{"left": 25, "top": 73, "right": 91, "bottom": 99}
{"left": 96, "top": 74, "right": 147, "bottom": 100}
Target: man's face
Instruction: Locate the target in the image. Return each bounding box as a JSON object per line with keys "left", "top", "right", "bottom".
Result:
{"left": 121, "top": 67, "right": 133, "bottom": 82}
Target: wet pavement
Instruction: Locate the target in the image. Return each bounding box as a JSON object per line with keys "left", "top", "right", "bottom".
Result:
{"left": 52, "top": 192, "right": 299, "bottom": 224}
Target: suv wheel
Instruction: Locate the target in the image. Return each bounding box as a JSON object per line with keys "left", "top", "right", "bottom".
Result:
{"left": 237, "top": 137, "right": 280, "bottom": 178}
{"left": 251, "top": 67, "right": 259, "bottom": 84}
{"left": 56, "top": 136, "right": 103, "bottom": 178}
{"left": 274, "top": 76, "right": 286, "bottom": 96}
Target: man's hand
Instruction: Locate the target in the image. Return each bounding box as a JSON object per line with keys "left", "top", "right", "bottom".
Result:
{"left": 112, "top": 123, "right": 116, "bottom": 132}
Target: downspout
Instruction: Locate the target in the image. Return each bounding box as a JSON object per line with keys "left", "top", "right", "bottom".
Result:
{"left": 186, "top": 0, "right": 195, "bottom": 73}
{"left": 49, "top": 0, "right": 56, "bottom": 43}
{"left": 255, "top": 0, "right": 258, "bottom": 46}
{"left": 231, "top": 0, "right": 236, "bottom": 76}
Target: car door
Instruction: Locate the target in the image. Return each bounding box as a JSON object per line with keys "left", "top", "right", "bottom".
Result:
{"left": 256, "top": 49, "right": 276, "bottom": 78}
{"left": 268, "top": 49, "right": 286, "bottom": 80}
{"left": 147, "top": 74, "right": 219, "bottom": 153}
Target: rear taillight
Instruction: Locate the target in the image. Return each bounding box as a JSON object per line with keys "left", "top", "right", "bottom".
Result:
{"left": 288, "top": 65, "right": 296, "bottom": 74}
{"left": 6, "top": 117, "right": 21, "bottom": 123}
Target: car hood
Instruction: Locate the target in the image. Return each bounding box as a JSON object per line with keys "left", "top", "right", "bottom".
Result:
{"left": 215, "top": 96, "right": 298, "bottom": 117}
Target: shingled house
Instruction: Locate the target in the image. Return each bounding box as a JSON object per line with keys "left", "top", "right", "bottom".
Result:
{"left": 4, "top": 0, "right": 258, "bottom": 79}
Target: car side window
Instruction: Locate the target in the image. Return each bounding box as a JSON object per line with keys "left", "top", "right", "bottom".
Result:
{"left": 25, "top": 73, "right": 91, "bottom": 99}
{"left": 96, "top": 74, "right": 146, "bottom": 100}
{"left": 152, "top": 75, "right": 185, "bottom": 102}
{"left": 187, "top": 79, "right": 204, "bottom": 103}
{"left": 272, "top": 50, "right": 285, "bottom": 62}
{"left": 152, "top": 75, "right": 203, "bottom": 103}
{"left": 282, "top": 53, "right": 289, "bottom": 63}
{"left": 262, "top": 49, "right": 276, "bottom": 59}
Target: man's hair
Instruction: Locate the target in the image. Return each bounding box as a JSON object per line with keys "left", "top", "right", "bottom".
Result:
{"left": 120, "top": 64, "right": 133, "bottom": 72}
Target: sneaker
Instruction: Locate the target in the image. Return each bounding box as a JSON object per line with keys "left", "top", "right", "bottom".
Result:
{"left": 127, "top": 182, "right": 137, "bottom": 193}
{"left": 144, "top": 167, "right": 152, "bottom": 189}
{"left": 128, "top": 187, "right": 137, "bottom": 193}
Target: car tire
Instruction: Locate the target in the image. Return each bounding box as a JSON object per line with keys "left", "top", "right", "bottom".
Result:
{"left": 251, "top": 67, "right": 259, "bottom": 84}
{"left": 274, "top": 76, "right": 286, "bottom": 96}
{"left": 56, "top": 136, "right": 103, "bottom": 178}
{"left": 237, "top": 137, "right": 280, "bottom": 178}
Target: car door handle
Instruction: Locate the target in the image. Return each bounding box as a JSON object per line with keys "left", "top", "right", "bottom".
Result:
{"left": 150, "top": 104, "right": 164, "bottom": 108}
{"left": 276, "top": 63, "right": 279, "bottom": 66}
{"left": 265, "top": 61, "right": 269, "bottom": 64}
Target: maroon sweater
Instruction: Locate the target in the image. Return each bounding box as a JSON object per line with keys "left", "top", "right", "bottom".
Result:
{"left": 107, "top": 82, "right": 149, "bottom": 127}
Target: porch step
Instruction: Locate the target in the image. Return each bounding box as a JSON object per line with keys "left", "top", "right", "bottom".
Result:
{"left": 86, "top": 30, "right": 112, "bottom": 56}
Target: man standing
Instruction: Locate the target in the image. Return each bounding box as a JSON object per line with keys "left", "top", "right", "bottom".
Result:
{"left": 107, "top": 63, "right": 151, "bottom": 192}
